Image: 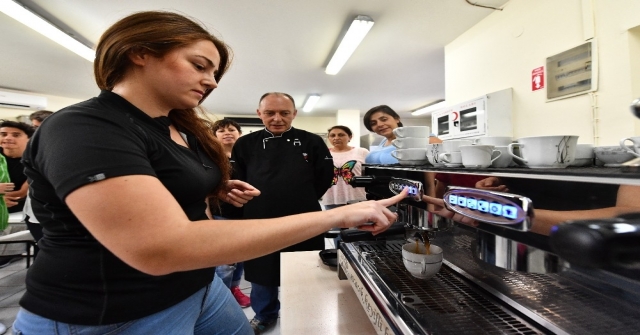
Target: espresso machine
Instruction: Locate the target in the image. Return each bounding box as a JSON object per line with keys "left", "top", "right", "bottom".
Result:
{"left": 337, "top": 167, "right": 640, "bottom": 335}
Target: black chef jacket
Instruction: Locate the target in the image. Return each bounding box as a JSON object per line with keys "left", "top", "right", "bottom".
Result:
{"left": 231, "top": 127, "right": 333, "bottom": 286}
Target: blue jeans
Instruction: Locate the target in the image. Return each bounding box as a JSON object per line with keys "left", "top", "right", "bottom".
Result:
{"left": 13, "top": 275, "right": 253, "bottom": 335}
{"left": 250, "top": 283, "right": 279, "bottom": 322}
{"left": 215, "top": 262, "right": 245, "bottom": 288}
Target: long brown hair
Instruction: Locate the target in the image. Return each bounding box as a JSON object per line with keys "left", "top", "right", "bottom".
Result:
{"left": 94, "top": 11, "right": 232, "bottom": 202}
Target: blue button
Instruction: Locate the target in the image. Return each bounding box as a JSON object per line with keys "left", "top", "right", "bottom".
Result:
{"left": 489, "top": 203, "right": 502, "bottom": 215}
{"left": 466, "top": 198, "right": 477, "bottom": 210}
{"left": 448, "top": 194, "right": 458, "bottom": 205}
{"left": 477, "top": 200, "right": 489, "bottom": 212}
{"left": 457, "top": 196, "right": 467, "bottom": 207}
{"left": 502, "top": 205, "right": 518, "bottom": 219}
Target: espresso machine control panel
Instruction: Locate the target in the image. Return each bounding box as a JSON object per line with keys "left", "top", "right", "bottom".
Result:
{"left": 443, "top": 186, "right": 533, "bottom": 231}
{"left": 389, "top": 178, "right": 423, "bottom": 201}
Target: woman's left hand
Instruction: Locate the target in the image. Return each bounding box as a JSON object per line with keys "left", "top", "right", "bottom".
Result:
{"left": 222, "top": 180, "right": 261, "bottom": 207}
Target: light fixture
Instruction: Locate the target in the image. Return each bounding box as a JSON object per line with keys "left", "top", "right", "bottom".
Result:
{"left": 302, "top": 94, "right": 321, "bottom": 112}
{"left": 0, "top": 0, "right": 94, "bottom": 62}
{"left": 412, "top": 99, "right": 447, "bottom": 116}
{"left": 325, "top": 15, "right": 374, "bottom": 75}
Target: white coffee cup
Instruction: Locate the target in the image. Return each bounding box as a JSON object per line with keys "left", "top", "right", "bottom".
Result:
{"left": 391, "top": 137, "right": 428, "bottom": 149}
{"left": 491, "top": 146, "right": 513, "bottom": 168}
{"left": 438, "top": 151, "right": 462, "bottom": 166}
{"left": 393, "top": 126, "right": 430, "bottom": 138}
{"left": 442, "top": 139, "right": 473, "bottom": 153}
{"left": 460, "top": 145, "right": 501, "bottom": 168}
{"left": 426, "top": 143, "right": 445, "bottom": 167}
{"left": 391, "top": 148, "right": 428, "bottom": 161}
{"left": 472, "top": 136, "right": 513, "bottom": 147}
{"left": 508, "top": 135, "right": 579, "bottom": 168}
{"left": 619, "top": 136, "right": 640, "bottom": 157}
{"left": 402, "top": 243, "right": 443, "bottom": 279}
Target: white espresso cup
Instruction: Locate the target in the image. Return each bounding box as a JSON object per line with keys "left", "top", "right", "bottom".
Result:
{"left": 508, "top": 135, "right": 579, "bottom": 168}
{"left": 472, "top": 136, "right": 513, "bottom": 147}
{"left": 393, "top": 126, "right": 430, "bottom": 138}
{"left": 438, "top": 151, "right": 462, "bottom": 165}
{"left": 459, "top": 145, "right": 501, "bottom": 168}
{"left": 391, "top": 148, "right": 428, "bottom": 161}
{"left": 426, "top": 143, "right": 445, "bottom": 167}
{"left": 491, "top": 146, "right": 513, "bottom": 168}
{"left": 619, "top": 136, "right": 640, "bottom": 157}
{"left": 442, "top": 139, "right": 473, "bottom": 153}
{"left": 392, "top": 137, "right": 428, "bottom": 149}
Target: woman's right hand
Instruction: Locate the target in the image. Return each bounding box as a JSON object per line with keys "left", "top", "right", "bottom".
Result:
{"left": 331, "top": 188, "right": 408, "bottom": 235}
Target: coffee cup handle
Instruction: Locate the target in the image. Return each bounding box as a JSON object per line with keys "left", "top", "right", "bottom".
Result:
{"left": 620, "top": 137, "right": 640, "bottom": 157}
{"left": 490, "top": 149, "right": 502, "bottom": 163}
{"left": 391, "top": 139, "right": 401, "bottom": 149}
{"left": 392, "top": 128, "right": 401, "bottom": 137}
{"left": 508, "top": 143, "right": 527, "bottom": 163}
{"left": 391, "top": 150, "right": 400, "bottom": 159}
{"left": 421, "top": 259, "right": 427, "bottom": 275}
{"left": 438, "top": 152, "right": 451, "bottom": 163}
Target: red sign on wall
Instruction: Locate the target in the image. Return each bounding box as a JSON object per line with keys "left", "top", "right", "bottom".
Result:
{"left": 532, "top": 66, "right": 544, "bottom": 91}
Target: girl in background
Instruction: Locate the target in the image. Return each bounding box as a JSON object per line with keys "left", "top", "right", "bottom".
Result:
{"left": 322, "top": 126, "right": 368, "bottom": 209}
{"left": 363, "top": 105, "right": 403, "bottom": 164}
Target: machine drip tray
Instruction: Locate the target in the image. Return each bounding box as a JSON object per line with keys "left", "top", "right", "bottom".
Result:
{"left": 352, "top": 241, "right": 545, "bottom": 334}
{"left": 340, "top": 227, "right": 640, "bottom": 335}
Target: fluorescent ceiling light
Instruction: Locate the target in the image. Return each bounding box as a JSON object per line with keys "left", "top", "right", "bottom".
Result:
{"left": 412, "top": 99, "right": 447, "bottom": 116}
{"left": 325, "top": 15, "right": 374, "bottom": 75}
{"left": 302, "top": 94, "right": 321, "bottom": 112}
{"left": 0, "top": 0, "right": 94, "bottom": 62}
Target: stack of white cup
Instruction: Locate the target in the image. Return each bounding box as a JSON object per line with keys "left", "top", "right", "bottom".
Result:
{"left": 390, "top": 126, "right": 430, "bottom": 166}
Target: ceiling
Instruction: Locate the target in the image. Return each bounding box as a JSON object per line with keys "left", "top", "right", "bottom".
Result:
{"left": 0, "top": 0, "right": 509, "bottom": 117}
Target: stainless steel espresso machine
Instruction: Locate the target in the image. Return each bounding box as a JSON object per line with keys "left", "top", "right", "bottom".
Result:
{"left": 337, "top": 167, "right": 640, "bottom": 335}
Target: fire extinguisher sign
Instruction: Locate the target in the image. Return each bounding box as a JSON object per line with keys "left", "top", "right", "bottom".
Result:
{"left": 532, "top": 66, "right": 544, "bottom": 91}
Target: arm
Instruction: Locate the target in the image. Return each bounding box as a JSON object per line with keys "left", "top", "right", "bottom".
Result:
{"left": 531, "top": 185, "right": 640, "bottom": 235}
{"left": 66, "top": 175, "right": 407, "bottom": 276}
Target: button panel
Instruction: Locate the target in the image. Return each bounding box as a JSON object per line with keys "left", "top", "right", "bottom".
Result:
{"left": 443, "top": 187, "right": 531, "bottom": 225}
{"left": 388, "top": 178, "right": 423, "bottom": 201}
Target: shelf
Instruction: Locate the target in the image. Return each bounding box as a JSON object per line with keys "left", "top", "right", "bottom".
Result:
{"left": 363, "top": 164, "right": 640, "bottom": 186}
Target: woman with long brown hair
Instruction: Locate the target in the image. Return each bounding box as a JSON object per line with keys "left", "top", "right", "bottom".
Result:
{"left": 13, "top": 11, "right": 406, "bottom": 334}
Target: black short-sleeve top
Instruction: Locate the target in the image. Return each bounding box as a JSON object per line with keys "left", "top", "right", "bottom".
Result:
{"left": 20, "top": 90, "right": 221, "bottom": 325}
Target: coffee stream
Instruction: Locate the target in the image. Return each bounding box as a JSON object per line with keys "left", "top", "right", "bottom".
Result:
{"left": 414, "top": 232, "right": 431, "bottom": 255}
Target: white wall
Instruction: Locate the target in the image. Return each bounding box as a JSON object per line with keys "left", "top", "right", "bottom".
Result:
{"left": 445, "top": 0, "right": 640, "bottom": 145}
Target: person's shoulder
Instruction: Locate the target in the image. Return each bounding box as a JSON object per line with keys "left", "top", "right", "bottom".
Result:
{"left": 357, "top": 147, "right": 370, "bottom": 154}
{"left": 236, "top": 130, "right": 263, "bottom": 143}
{"left": 293, "top": 128, "right": 324, "bottom": 141}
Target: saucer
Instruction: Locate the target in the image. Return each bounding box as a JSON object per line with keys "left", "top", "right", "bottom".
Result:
{"left": 398, "top": 159, "right": 429, "bottom": 166}
{"left": 604, "top": 163, "right": 623, "bottom": 167}
{"left": 444, "top": 163, "right": 462, "bottom": 167}
{"left": 463, "top": 164, "right": 490, "bottom": 168}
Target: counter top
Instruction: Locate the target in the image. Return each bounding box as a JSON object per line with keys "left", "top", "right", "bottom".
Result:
{"left": 280, "top": 250, "right": 375, "bottom": 335}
